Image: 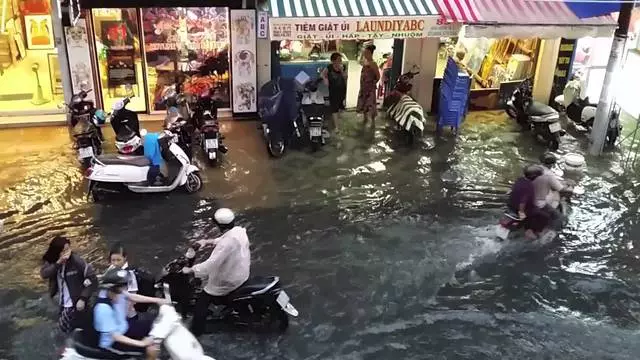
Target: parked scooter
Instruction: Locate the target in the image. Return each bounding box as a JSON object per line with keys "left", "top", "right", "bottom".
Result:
{"left": 110, "top": 96, "right": 143, "bottom": 155}
{"left": 192, "top": 91, "right": 228, "bottom": 166}
{"left": 300, "top": 78, "right": 327, "bottom": 152}
{"left": 163, "top": 86, "right": 195, "bottom": 159}
{"left": 156, "top": 243, "right": 299, "bottom": 332}
{"left": 62, "top": 89, "right": 106, "bottom": 168}
{"left": 59, "top": 283, "right": 216, "bottom": 360}
{"left": 554, "top": 73, "right": 621, "bottom": 148}
{"left": 383, "top": 66, "right": 427, "bottom": 145}
{"left": 258, "top": 77, "right": 304, "bottom": 158}
{"left": 505, "top": 79, "right": 565, "bottom": 150}
{"left": 86, "top": 122, "right": 202, "bottom": 201}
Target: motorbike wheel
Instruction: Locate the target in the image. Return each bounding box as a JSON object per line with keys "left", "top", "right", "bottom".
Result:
{"left": 265, "top": 305, "right": 289, "bottom": 332}
{"left": 91, "top": 189, "right": 105, "bottom": 202}
{"left": 548, "top": 133, "right": 561, "bottom": 151}
{"left": 184, "top": 172, "right": 203, "bottom": 193}
{"left": 208, "top": 154, "right": 219, "bottom": 167}
{"left": 310, "top": 139, "right": 320, "bottom": 152}
{"left": 267, "top": 137, "right": 286, "bottom": 158}
{"left": 506, "top": 108, "right": 518, "bottom": 119}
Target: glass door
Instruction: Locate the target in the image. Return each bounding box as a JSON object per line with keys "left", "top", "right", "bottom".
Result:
{"left": 90, "top": 8, "right": 148, "bottom": 113}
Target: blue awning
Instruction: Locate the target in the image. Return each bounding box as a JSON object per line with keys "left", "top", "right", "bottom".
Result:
{"left": 565, "top": 1, "right": 622, "bottom": 19}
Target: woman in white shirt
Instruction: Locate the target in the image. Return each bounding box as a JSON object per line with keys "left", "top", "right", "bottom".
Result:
{"left": 107, "top": 243, "right": 140, "bottom": 320}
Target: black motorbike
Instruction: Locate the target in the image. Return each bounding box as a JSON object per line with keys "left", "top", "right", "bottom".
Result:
{"left": 505, "top": 79, "right": 565, "bottom": 151}
{"left": 192, "top": 92, "right": 228, "bottom": 166}
{"left": 301, "top": 78, "right": 327, "bottom": 152}
{"left": 110, "top": 96, "right": 143, "bottom": 155}
{"left": 65, "top": 89, "right": 104, "bottom": 168}
{"left": 146, "top": 244, "right": 299, "bottom": 332}
{"left": 163, "top": 87, "right": 195, "bottom": 160}
{"left": 258, "top": 78, "right": 305, "bottom": 158}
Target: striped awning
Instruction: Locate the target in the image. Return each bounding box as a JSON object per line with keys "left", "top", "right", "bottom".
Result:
{"left": 269, "top": 0, "right": 440, "bottom": 18}
{"left": 434, "top": 0, "right": 617, "bottom": 39}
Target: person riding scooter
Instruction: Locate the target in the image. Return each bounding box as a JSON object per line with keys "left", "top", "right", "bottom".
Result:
{"left": 91, "top": 268, "right": 168, "bottom": 360}
{"left": 508, "top": 165, "right": 551, "bottom": 240}
{"left": 181, "top": 208, "right": 250, "bottom": 337}
{"left": 534, "top": 153, "right": 566, "bottom": 230}
{"left": 142, "top": 131, "right": 166, "bottom": 186}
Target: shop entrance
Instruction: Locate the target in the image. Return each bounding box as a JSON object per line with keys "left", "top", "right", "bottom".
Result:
{"left": 0, "top": 0, "right": 64, "bottom": 114}
{"left": 276, "top": 38, "right": 395, "bottom": 109}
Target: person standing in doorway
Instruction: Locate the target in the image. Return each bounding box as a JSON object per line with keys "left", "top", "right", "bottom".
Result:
{"left": 40, "top": 236, "right": 98, "bottom": 334}
{"left": 356, "top": 44, "right": 380, "bottom": 125}
{"left": 321, "top": 52, "right": 347, "bottom": 131}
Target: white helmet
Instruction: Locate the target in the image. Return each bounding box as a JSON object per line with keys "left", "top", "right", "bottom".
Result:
{"left": 214, "top": 208, "right": 235, "bottom": 225}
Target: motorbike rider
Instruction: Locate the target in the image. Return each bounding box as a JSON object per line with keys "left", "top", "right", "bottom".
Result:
{"left": 181, "top": 208, "right": 251, "bottom": 337}
{"left": 92, "top": 267, "right": 168, "bottom": 359}
{"left": 533, "top": 153, "right": 566, "bottom": 230}
{"left": 508, "top": 165, "right": 550, "bottom": 240}
{"left": 142, "top": 131, "right": 166, "bottom": 186}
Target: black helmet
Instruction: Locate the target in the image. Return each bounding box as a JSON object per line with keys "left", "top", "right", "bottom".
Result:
{"left": 540, "top": 152, "right": 557, "bottom": 167}
{"left": 100, "top": 268, "right": 129, "bottom": 290}
{"left": 524, "top": 164, "right": 544, "bottom": 180}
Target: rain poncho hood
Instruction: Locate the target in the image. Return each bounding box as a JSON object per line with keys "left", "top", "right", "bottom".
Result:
{"left": 143, "top": 132, "right": 163, "bottom": 166}
{"left": 192, "top": 226, "right": 250, "bottom": 296}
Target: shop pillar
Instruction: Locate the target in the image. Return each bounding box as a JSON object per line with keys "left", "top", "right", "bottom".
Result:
{"left": 50, "top": 0, "right": 73, "bottom": 104}
{"left": 256, "top": 38, "right": 271, "bottom": 88}
{"left": 532, "top": 39, "right": 561, "bottom": 104}
{"left": 402, "top": 37, "right": 439, "bottom": 112}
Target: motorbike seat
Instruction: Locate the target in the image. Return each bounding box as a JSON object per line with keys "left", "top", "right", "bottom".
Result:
{"left": 72, "top": 329, "right": 139, "bottom": 359}
{"left": 228, "top": 276, "right": 280, "bottom": 299}
{"left": 527, "top": 101, "right": 558, "bottom": 117}
{"left": 96, "top": 154, "right": 150, "bottom": 167}
{"left": 115, "top": 129, "right": 137, "bottom": 142}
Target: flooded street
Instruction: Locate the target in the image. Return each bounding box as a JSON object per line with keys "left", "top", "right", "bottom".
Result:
{"left": 1, "top": 111, "right": 640, "bottom": 359}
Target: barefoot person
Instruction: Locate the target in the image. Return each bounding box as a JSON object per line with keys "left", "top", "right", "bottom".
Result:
{"left": 321, "top": 52, "right": 347, "bottom": 130}
{"left": 356, "top": 44, "right": 380, "bottom": 125}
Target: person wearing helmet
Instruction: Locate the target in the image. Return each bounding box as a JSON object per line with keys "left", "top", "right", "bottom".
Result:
{"left": 533, "top": 153, "right": 566, "bottom": 230}
{"left": 182, "top": 208, "right": 250, "bottom": 337}
{"left": 508, "top": 165, "right": 551, "bottom": 239}
{"left": 91, "top": 267, "right": 168, "bottom": 359}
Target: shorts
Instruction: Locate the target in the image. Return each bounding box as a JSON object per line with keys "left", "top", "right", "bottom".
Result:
{"left": 107, "top": 316, "right": 154, "bottom": 354}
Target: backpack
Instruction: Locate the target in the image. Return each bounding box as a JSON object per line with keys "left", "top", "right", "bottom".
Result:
{"left": 78, "top": 297, "right": 113, "bottom": 347}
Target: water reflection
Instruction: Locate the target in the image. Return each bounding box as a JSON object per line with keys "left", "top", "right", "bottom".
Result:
{"left": 2, "top": 111, "right": 640, "bottom": 358}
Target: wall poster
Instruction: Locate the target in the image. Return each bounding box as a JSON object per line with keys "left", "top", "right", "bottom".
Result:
{"left": 65, "top": 19, "right": 96, "bottom": 103}
{"left": 24, "top": 14, "right": 55, "bottom": 49}
{"left": 230, "top": 9, "right": 257, "bottom": 113}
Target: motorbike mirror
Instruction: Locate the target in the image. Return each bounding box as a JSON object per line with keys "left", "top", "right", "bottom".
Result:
{"left": 140, "top": 128, "right": 148, "bottom": 137}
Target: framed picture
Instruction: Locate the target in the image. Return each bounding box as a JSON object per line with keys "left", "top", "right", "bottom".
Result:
{"left": 47, "top": 53, "right": 63, "bottom": 95}
{"left": 24, "top": 15, "right": 55, "bottom": 49}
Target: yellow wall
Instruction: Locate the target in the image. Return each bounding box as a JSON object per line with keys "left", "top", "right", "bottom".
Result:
{"left": 533, "top": 39, "right": 561, "bottom": 104}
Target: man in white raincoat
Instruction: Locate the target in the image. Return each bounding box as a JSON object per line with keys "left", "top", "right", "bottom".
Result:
{"left": 181, "top": 208, "right": 250, "bottom": 337}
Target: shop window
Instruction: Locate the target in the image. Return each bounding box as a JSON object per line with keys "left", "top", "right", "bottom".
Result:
{"left": 436, "top": 36, "right": 541, "bottom": 89}
{"left": 91, "top": 8, "right": 147, "bottom": 112}
{"left": 0, "top": 0, "right": 62, "bottom": 114}
{"left": 141, "top": 7, "right": 231, "bottom": 111}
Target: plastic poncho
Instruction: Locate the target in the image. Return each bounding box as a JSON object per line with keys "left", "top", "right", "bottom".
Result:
{"left": 143, "top": 132, "right": 163, "bottom": 166}
{"left": 192, "top": 226, "right": 251, "bottom": 296}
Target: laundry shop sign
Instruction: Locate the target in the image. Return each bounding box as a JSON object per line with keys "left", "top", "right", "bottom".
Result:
{"left": 269, "top": 16, "right": 440, "bottom": 40}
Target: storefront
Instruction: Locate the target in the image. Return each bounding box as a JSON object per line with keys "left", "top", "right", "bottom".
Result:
{"left": 432, "top": 0, "right": 617, "bottom": 112}
{"left": 77, "top": 0, "right": 259, "bottom": 116}
{"left": 0, "top": 0, "right": 64, "bottom": 115}
{"left": 266, "top": 0, "right": 447, "bottom": 109}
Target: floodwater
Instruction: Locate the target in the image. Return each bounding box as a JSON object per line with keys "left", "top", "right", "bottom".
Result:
{"left": 1, "top": 111, "right": 640, "bottom": 359}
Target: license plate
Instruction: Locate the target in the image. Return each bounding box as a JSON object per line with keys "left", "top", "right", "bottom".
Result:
{"left": 495, "top": 225, "right": 510, "bottom": 240}
{"left": 205, "top": 138, "right": 218, "bottom": 149}
{"left": 549, "top": 122, "right": 562, "bottom": 133}
{"left": 310, "top": 127, "right": 322, "bottom": 137}
{"left": 276, "top": 290, "right": 290, "bottom": 308}
{"left": 78, "top": 146, "right": 94, "bottom": 159}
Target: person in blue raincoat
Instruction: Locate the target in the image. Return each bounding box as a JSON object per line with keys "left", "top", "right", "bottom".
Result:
{"left": 142, "top": 131, "right": 165, "bottom": 185}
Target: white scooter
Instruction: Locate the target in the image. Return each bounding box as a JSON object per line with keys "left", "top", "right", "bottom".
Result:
{"left": 86, "top": 122, "right": 203, "bottom": 201}
{"left": 60, "top": 284, "right": 216, "bottom": 360}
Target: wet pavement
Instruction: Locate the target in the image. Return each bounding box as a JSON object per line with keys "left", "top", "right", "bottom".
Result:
{"left": 1, "top": 111, "right": 640, "bottom": 359}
